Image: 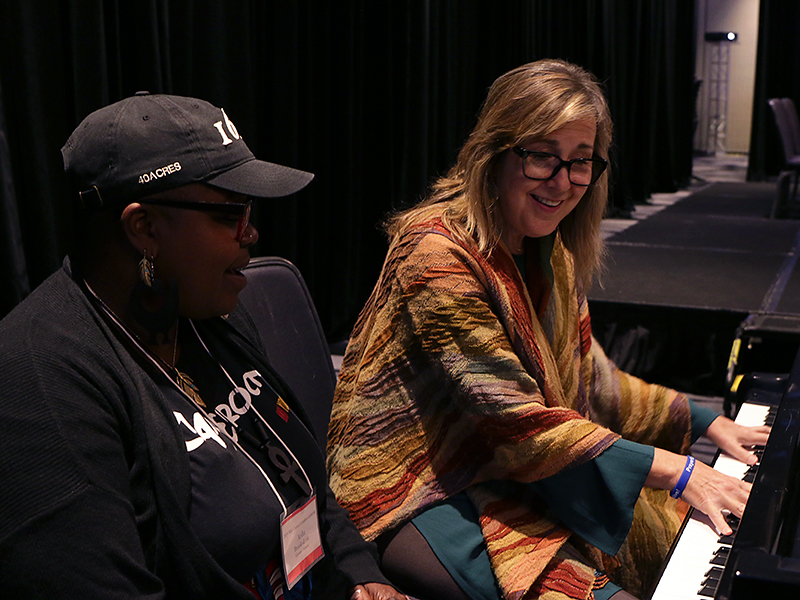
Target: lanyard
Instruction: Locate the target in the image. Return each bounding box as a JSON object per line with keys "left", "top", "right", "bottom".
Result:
{"left": 81, "top": 280, "right": 312, "bottom": 513}
{"left": 187, "top": 320, "right": 313, "bottom": 496}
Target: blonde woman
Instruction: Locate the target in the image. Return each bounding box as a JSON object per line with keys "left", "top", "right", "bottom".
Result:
{"left": 327, "top": 60, "right": 768, "bottom": 600}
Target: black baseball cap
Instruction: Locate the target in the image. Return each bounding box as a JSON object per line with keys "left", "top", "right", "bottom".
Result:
{"left": 62, "top": 92, "right": 314, "bottom": 209}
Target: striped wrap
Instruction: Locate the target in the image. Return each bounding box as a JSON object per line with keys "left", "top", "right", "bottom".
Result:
{"left": 327, "top": 220, "right": 691, "bottom": 599}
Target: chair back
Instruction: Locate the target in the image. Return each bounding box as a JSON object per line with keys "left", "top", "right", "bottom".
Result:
{"left": 781, "top": 98, "right": 800, "bottom": 154}
{"left": 769, "top": 98, "right": 800, "bottom": 162}
{"left": 237, "top": 256, "right": 336, "bottom": 449}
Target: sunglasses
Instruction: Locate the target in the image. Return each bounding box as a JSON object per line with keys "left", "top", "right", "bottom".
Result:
{"left": 141, "top": 198, "right": 252, "bottom": 242}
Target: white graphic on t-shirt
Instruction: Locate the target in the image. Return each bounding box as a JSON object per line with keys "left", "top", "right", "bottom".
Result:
{"left": 206, "top": 369, "right": 310, "bottom": 493}
{"left": 208, "top": 369, "right": 264, "bottom": 444}
{"left": 173, "top": 410, "right": 227, "bottom": 451}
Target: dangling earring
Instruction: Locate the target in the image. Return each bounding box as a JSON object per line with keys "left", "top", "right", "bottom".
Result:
{"left": 139, "top": 250, "right": 155, "bottom": 288}
{"left": 130, "top": 250, "right": 179, "bottom": 345}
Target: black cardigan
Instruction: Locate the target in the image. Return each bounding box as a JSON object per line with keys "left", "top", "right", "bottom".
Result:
{"left": 0, "top": 260, "right": 388, "bottom": 599}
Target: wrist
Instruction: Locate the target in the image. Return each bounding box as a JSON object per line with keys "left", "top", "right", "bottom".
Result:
{"left": 669, "top": 455, "right": 695, "bottom": 498}
{"left": 646, "top": 448, "right": 692, "bottom": 490}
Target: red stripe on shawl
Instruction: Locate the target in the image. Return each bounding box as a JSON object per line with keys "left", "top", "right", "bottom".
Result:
{"left": 529, "top": 557, "right": 597, "bottom": 599}
{"left": 485, "top": 248, "right": 538, "bottom": 339}
{"left": 483, "top": 525, "right": 564, "bottom": 553}
{"left": 338, "top": 425, "right": 457, "bottom": 530}
{"left": 578, "top": 296, "right": 593, "bottom": 356}
{"left": 339, "top": 452, "right": 431, "bottom": 529}
{"left": 478, "top": 493, "right": 566, "bottom": 548}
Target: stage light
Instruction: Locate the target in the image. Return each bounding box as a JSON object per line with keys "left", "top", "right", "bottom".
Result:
{"left": 705, "top": 32, "right": 738, "bottom": 42}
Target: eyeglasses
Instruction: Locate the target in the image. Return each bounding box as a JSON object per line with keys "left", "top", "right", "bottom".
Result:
{"left": 512, "top": 146, "right": 608, "bottom": 186}
{"left": 141, "top": 198, "right": 252, "bottom": 241}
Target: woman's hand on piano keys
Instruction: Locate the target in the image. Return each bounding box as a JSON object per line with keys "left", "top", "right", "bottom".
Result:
{"left": 647, "top": 448, "right": 752, "bottom": 536}
{"left": 703, "top": 415, "right": 771, "bottom": 465}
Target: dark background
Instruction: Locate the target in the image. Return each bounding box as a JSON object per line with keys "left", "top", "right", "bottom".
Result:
{"left": 0, "top": 0, "right": 796, "bottom": 344}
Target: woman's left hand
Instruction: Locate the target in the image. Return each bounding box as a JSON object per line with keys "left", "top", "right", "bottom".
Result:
{"left": 350, "top": 582, "right": 409, "bottom": 600}
{"left": 704, "top": 415, "right": 771, "bottom": 465}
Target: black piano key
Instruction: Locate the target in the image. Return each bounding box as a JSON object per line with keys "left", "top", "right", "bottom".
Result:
{"left": 698, "top": 584, "right": 717, "bottom": 597}
{"left": 705, "top": 567, "right": 724, "bottom": 578}
{"left": 718, "top": 533, "right": 735, "bottom": 545}
{"left": 711, "top": 547, "right": 730, "bottom": 565}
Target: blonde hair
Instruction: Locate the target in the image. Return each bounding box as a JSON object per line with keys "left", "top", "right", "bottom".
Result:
{"left": 386, "top": 59, "right": 613, "bottom": 288}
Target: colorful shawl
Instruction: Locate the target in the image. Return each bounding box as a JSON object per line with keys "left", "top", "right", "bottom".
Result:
{"left": 327, "top": 220, "right": 692, "bottom": 599}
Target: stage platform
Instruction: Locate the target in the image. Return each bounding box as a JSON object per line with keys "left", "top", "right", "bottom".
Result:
{"left": 588, "top": 181, "right": 800, "bottom": 396}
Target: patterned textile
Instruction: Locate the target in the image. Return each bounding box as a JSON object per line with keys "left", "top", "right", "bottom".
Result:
{"left": 246, "top": 560, "right": 316, "bottom": 600}
{"left": 327, "top": 219, "right": 692, "bottom": 599}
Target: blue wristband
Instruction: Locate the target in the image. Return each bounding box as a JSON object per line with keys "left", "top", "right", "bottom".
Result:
{"left": 670, "top": 455, "right": 695, "bottom": 499}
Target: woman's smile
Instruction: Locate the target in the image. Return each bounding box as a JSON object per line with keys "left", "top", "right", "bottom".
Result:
{"left": 531, "top": 193, "right": 564, "bottom": 209}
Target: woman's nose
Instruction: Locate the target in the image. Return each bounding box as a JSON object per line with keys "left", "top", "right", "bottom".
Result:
{"left": 548, "top": 165, "right": 573, "bottom": 191}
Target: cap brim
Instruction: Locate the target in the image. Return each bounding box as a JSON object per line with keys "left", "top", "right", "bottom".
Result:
{"left": 206, "top": 158, "right": 314, "bottom": 198}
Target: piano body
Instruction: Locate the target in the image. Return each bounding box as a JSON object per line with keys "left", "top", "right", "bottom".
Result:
{"left": 650, "top": 349, "right": 800, "bottom": 600}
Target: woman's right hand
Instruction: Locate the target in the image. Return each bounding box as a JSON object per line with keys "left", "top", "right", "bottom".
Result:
{"left": 646, "top": 448, "right": 751, "bottom": 536}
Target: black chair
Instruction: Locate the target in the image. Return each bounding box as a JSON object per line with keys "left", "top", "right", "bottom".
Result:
{"left": 237, "top": 256, "right": 335, "bottom": 449}
{"left": 237, "top": 257, "right": 447, "bottom": 600}
{"left": 771, "top": 169, "right": 795, "bottom": 218}
{"left": 768, "top": 98, "right": 800, "bottom": 164}
{"left": 769, "top": 98, "right": 800, "bottom": 199}
{"left": 780, "top": 98, "right": 800, "bottom": 154}
{"left": 768, "top": 98, "right": 800, "bottom": 215}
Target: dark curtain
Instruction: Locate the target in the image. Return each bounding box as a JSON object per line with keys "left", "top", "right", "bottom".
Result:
{"left": 748, "top": 0, "right": 800, "bottom": 181}
{"left": 526, "top": 1, "right": 696, "bottom": 211}
{"left": 0, "top": 0, "right": 696, "bottom": 343}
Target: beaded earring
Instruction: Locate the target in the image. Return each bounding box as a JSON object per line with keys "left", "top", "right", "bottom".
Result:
{"left": 139, "top": 250, "right": 155, "bottom": 287}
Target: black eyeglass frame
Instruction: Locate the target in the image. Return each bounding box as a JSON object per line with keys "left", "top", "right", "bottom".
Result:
{"left": 511, "top": 146, "right": 608, "bottom": 186}
{"left": 141, "top": 198, "right": 252, "bottom": 241}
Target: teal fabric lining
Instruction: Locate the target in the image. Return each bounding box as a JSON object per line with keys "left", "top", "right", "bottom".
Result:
{"left": 412, "top": 494, "right": 501, "bottom": 600}
{"left": 531, "top": 439, "right": 653, "bottom": 555}
{"left": 593, "top": 574, "right": 624, "bottom": 600}
{"left": 688, "top": 399, "right": 719, "bottom": 443}
{"left": 412, "top": 439, "right": 653, "bottom": 598}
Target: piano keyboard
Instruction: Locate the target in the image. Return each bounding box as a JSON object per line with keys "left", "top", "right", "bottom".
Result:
{"left": 650, "top": 401, "right": 774, "bottom": 600}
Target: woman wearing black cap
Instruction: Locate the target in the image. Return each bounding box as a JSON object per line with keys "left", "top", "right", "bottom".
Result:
{"left": 0, "top": 94, "right": 405, "bottom": 600}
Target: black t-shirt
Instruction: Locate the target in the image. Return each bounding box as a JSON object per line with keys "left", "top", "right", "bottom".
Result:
{"left": 169, "top": 322, "right": 324, "bottom": 584}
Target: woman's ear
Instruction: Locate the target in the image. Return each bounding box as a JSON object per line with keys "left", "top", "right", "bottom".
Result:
{"left": 120, "top": 203, "right": 158, "bottom": 256}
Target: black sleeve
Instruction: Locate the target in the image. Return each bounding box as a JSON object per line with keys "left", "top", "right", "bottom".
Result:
{"left": 0, "top": 320, "right": 166, "bottom": 599}
{"left": 320, "top": 485, "right": 393, "bottom": 590}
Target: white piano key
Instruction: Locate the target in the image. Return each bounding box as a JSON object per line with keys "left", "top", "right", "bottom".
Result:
{"left": 733, "top": 402, "right": 770, "bottom": 427}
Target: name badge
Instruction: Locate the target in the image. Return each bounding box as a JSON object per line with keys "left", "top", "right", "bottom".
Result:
{"left": 280, "top": 492, "right": 324, "bottom": 589}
